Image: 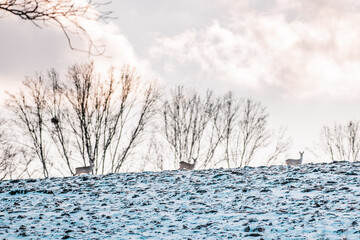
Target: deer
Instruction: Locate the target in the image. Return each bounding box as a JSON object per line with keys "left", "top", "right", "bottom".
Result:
{"left": 75, "top": 162, "right": 94, "bottom": 175}
{"left": 285, "top": 151, "right": 304, "bottom": 166}
{"left": 179, "top": 158, "right": 197, "bottom": 170}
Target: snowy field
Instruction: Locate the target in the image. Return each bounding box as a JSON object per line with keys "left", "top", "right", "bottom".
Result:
{"left": 0, "top": 161, "right": 360, "bottom": 239}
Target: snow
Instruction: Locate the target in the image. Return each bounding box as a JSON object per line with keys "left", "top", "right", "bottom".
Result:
{"left": 1, "top": 161, "right": 360, "bottom": 239}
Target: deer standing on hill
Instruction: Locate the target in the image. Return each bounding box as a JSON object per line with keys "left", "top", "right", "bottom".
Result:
{"left": 179, "top": 158, "right": 197, "bottom": 170}
{"left": 285, "top": 151, "right": 304, "bottom": 166}
{"left": 75, "top": 162, "right": 94, "bottom": 175}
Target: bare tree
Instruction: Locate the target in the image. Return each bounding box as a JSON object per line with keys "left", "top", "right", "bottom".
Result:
{"left": 321, "top": 125, "right": 337, "bottom": 162}
{"left": 47, "top": 69, "right": 75, "bottom": 175}
{"left": 319, "top": 121, "right": 360, "bottom": 162}
{"left": 0, "top": 118, "right": 17, "bottom": 180}
{"left": 236, "top": 98, "right": 270, "bottom": 167}
{"left": 5, "top": 62, "right": 159, "bottom": 177}
{"left": 59, "top": 63, "right": 160, "bottom": 174}
{"left": 212, "top": 91, "right": 241, "bottom": 168}
{"left": 212, "top": 95, "right": 285, "bottom": 168}
{"left": 140, "top": 133, "right": 166, "bottom": 172}
{"left": 162, "top": 88, "right": 285, "bottom": 169}
{"left": 6, "top": 75, "right": 50, "bottom": 178}
{"left": 346, "top": 121, "right": 360, "bottom": 161}
{"left": 162, "top": 86, "right": 217, "bottom": 169}
{"left": 59, "top": 63, "right": 102, "bottom": 171}
{"left": 266, "top": 127, "right": 292, "bottom": 165}
{"left": 111, "top": 77, "right": 160, "bottom": 173}
{"left": 0, "top": 0, "right": 112, "bottom": 55}
{"left": 214, "top": 97, "right": 271, "bottom": 168}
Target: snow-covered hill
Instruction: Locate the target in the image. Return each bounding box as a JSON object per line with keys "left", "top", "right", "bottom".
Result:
{"left": 1, "top": 161, "right": 360, "bottom": 239}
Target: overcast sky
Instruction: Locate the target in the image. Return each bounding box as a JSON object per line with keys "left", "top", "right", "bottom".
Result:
{"left": 1, "top": 0, "right": 360, "bottom": 161}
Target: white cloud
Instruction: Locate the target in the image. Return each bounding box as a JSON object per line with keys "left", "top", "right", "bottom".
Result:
{"left": 150, "top": 0, "right": 360, "bottom": 99}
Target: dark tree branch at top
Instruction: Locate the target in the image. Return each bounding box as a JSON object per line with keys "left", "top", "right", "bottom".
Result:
{"left": 0, "top": 0, "right": 112, "bottom": 55}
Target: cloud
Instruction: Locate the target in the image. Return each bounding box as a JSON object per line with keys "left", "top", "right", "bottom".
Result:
{"left": 150, "top": 0, "right": 360, "bottom": 99}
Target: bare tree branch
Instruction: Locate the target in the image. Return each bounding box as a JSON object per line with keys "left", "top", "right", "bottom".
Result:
{"left": 0, "top": 0, "right": 112, "bottom": 55}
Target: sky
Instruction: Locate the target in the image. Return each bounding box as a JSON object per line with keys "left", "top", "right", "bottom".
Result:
{"left": 1, "top": 0, "right": 360, "bottom": 162}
